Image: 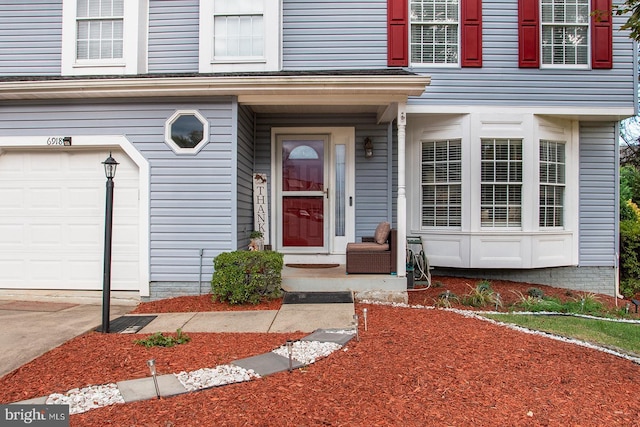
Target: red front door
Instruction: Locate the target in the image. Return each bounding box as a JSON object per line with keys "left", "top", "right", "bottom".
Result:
{"left": 281, "top": 138, "right": 326, "bottom": 248}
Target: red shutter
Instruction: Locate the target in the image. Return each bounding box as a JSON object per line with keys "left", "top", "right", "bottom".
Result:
{"left": 518, "top": 0, "right": 540, "bottom": 67}
{"left": 591, "top": 0, "right": 613, "bottom": 69}
{"left": 387, "top": 0, "right": 408, "bottom": 67}
{"left": 461, "top": 0, "right": 483, "bottom": 67}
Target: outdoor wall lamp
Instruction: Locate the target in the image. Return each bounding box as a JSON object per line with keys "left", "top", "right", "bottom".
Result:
{"left": 363, "top": 137, "right": 373, "bottom": 159}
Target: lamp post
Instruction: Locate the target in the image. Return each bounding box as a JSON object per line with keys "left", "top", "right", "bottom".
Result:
{"left": 101, "top": 153, "right": 118, "bottom": 333}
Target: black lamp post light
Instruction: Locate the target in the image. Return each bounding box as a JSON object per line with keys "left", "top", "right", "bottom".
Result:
{"left": 101, "top": 152, "right": 119, "bottom": 333}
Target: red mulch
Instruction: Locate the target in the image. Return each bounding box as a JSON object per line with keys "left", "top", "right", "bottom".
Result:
{"left": 130, "top": 294, "right": 283, "bottom": 313}
{"left": 407, "top": 276, "right": 627, "bottom": 314}
{"left": 1, "top": 277, "right": 639, "bottom": 426}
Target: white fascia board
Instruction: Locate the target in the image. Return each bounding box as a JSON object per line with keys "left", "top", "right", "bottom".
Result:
{"left": 0, "top": 75, "right": 431, "bottom": 101}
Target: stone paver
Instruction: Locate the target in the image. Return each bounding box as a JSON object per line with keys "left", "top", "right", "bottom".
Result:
{"left": 269, "top": 303, "right": 355, "bottom": 332}
{"left": 117, "top": 375, "right": 188, "bottom": 403}
{"left": 181, "top": 311, "right": 278, "bottom": 333}
{"left": 232, "top": 352, "right": 305, "bottom": 376}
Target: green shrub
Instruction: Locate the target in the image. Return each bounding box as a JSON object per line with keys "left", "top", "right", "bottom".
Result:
{"left": 134, "top": 329, "right": 191, "bottom": 348}
{"left": 527, "top": 287, "right": 545, "bottom": 299}
{"left": 512, "top": 291, "right": 564, "bottom": 312}
{"left": 620, "top": 218, "right": 640, "bottom": 298}
{"left": 563, "top": 293, "right": 604, "bottom": 314}
{"left": 434, "top": 291, "right": 458, "bottom": 308}
{"left": 476, "top": 280, "right": 492, "bottom": 293}
{"left": 461, "top": 283, "right": 499, "bottom": 308}
{"left": 211, "top": 250, "right": 283, "bottom": 304}
{"left": 620, "top": 165, "right": 640, "bottom": 206}
{"left": 620, "top": 278, "right": 640, "bottom": 299}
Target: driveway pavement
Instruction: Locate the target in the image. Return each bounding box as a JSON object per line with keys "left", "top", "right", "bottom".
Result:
{"left": 0, "top": 300, "right": 132, "bottom": 378}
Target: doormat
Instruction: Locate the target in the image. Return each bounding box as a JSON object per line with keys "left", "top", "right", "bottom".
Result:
{"left": 98, "top": 315, "right": 157, "bottom": 334}
{"left": 283, "top": 291, "right": 353, "bottom": 304}
{"left": 285, "top": 264, "right": 340, "bottom": 269}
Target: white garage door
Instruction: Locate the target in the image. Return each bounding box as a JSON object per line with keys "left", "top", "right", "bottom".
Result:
{"left": 0, "top": 149, "right": 140, "bottom": 291}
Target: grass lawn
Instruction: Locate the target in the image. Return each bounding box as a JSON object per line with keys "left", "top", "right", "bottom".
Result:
{"left": 484, "top": 313, "right": 640, "bottom": 356}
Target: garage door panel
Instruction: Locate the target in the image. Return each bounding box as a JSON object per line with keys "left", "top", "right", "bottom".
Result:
{"left": 68, "top": 259, "right": 102, "bottom": 281}
{"left": 0, "top": 224, "right": 22, "bottom": 246}
{"left": 0, "top": 188, "right": 23, "bottom": 209}
{"left": 30, "top": 224, "right": 62, "bottom": 245}
{"left": 0, "top": 259, "right": 22, "bottom": 281}
{"left": 0, "top": 149, "right": 140, "bottom": 291}
{"left": 29, "top": 187, "right": 63, "bottom": 210}
{"left": 68, "top": 188, "right": 102, "bottom": 211}
{"left": 31, "top": 260, "right": 63, "bottom": 280}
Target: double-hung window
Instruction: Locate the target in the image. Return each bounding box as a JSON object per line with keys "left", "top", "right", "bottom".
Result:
{"left": 213, "top": 1, "right": 264, "bottom": 59}
{"left": 76, "top": 0, "right": 123, "bottom": 61}
{"left": 410, "top": 0, "right": 459, "bottom": 65}
{"left": 539, "top": 140, "right": 566, "bottom": 227}
{"left": 481, "top": 139, "right": 523, "bottom": 227}
{"left": 421, "top": 140, "right": 462, "bottom": 227}
{"left": 61, "top": 0, "right": 146, "bottom": 75}
{"left": 541, "top": 0, "right": 589, "bottom": 67}
{"left": 199, "top": 0, "right": 280, "bottom": 72}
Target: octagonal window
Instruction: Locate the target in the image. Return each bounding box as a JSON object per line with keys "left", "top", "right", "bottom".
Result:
{"left": 165, "top": 110, "right": 209, "bottom": 154}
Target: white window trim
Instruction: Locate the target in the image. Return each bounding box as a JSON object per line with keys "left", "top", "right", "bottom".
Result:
{"left": 539, "top": 140, "right": 567, "bottom": 229}
{"left": 199, "top": 0, "right": 282, "bottom": 73}
{"left": 61, "top": 0, "right": 148, "bottom": 75}
{"left": 539, "top": 0, "right": 591, "bottom": 69}
{"left": 164, "top": 110, "right": 210, "bottom": 155}
{"left": 420, "top": 139, "right": 463, "bottom": 228}
{"left": 479, "top": 138, "right": 524, "bottom": 229}
{"left": 409, "top": 0, "right": 461, "bottom": 68}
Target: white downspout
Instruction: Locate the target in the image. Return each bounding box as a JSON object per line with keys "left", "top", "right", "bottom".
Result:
{"left": 397, "top": 103, "right": 407, "bottom": 278}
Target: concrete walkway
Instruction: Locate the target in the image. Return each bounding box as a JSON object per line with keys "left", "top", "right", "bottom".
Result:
{"left": 135, "top": 303, "right": 355, "bottom": 334}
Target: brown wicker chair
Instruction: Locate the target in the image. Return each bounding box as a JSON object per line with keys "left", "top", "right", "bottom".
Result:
{"left": 346, "top": 228, "right": 397, "bottom": 274}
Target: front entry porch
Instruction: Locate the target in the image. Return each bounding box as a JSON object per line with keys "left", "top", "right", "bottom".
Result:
{"left": 281, "top": 264, "right": 407, "bottom": 303}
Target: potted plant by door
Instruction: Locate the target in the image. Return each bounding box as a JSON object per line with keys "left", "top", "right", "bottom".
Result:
{"left": 249, "top": 231, "right": 264, "bottom": 251}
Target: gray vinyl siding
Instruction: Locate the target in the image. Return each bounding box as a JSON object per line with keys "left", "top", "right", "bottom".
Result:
{"left": 282, "top": 0, "right": 387, "bottom": 70}
{"left": 0, "top": 1, "right": 62, "bottom": 76}
{"left": 409, "top": 1, "right": 635, "bottom": 107}
{"left": 354, "top": 122, "right": 394, "bottom": 237}
{"left": 148, "top": 0, "right": 200, "bottom": 73}
{"left": 579, "top": 122, "right": 617, "bottom": 266}
{"left": 237, "top": 104, "right": 255, "bottom": 248}
{"left": 253, "top": 113, "right": 391, "bottom": 240}
{"left": 0, "top": 98, "right": 237, "bottom": 283}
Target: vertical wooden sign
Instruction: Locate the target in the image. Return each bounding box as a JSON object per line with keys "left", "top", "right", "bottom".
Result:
{"left": 253, "top": 173, "right": 270, "bottom": 245}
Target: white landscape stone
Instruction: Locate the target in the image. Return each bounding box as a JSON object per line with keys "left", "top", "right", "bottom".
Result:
{"left": 46, "top": 383, "right": 124, "bottom": 415}
{"left": 175, "top": 365, "right": 260, "bottom": 392}
{"left": 272, "top": 340, "right": 342, "bottom": 365}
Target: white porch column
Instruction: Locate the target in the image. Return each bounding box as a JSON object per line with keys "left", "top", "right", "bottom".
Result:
{"left": 396, "top": 103, "right": 407, "bottom": 278}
